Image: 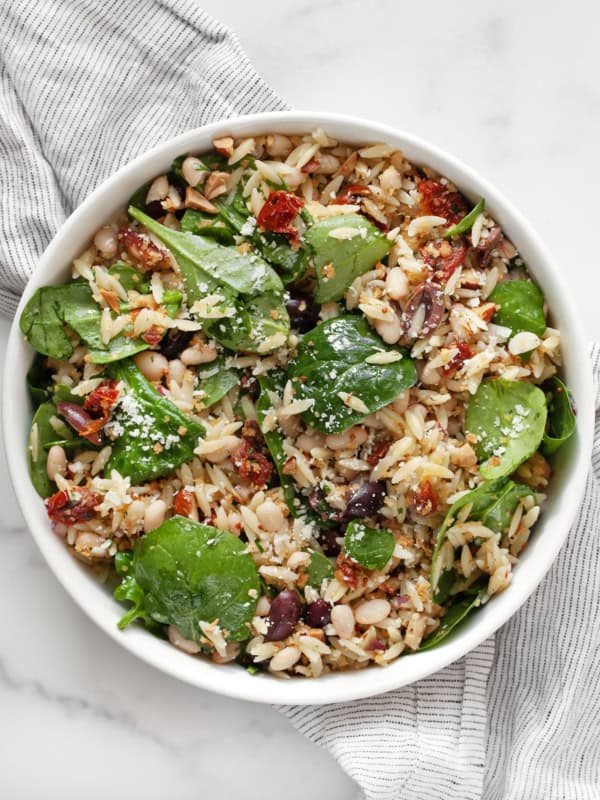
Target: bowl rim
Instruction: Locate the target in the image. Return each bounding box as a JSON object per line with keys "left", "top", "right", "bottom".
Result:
{"left": 3, "top": 110, "right": 594, "bottom": 705}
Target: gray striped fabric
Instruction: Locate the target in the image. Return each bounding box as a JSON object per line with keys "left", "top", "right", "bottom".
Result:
{"left": 1, "top": 4, "right": 598, "bottom": 798}
{"left": 0, "top": 0, "right": 286, "bottom": 316}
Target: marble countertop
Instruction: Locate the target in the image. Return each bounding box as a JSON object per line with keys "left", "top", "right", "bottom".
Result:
{"left": 2, "top": 0, "right": 600, "bottom": 796}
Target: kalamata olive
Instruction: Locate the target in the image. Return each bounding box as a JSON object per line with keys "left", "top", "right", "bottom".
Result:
{"left": 159, "top": 329, "right": 194, "bottom": 359}
{"left": 144, "top": 200, "right": 166, "bottom": 219}
{"left": 399, "top": 280, "right": 445, "bottom": 340}
{"left": 344, "top": 481, "right": 386, "bottom": 519}
{"left": 475, "top": 225, "right": 502, "bottom": 268}
{"left": 56, "top": 402, "right": 102, "bottom": 445}
{"left": 285, "top": 293, "right": 321, "bottom": 333}
{"left": 264, "top": 589, "right": 302, "bottom": 641}
{"left": 317, "top": 527, "right": 342, "bottom": 556}
{"left": 304, "top": 599, "right": 331, "bottom": 628}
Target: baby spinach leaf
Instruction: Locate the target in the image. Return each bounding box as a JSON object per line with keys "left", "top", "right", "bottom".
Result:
{"left": 542, "top": 376, "right": 576, "bottom": 456}
{"left": 26, "top": 355, "right": 52, "bottom": 407}
{"left": 107, "top": 263, "right": 149, "bottom": 293}
{"left": 343, "top": 520, "right": 395, "bottom": 571}
{"left": 28, "top": 402, "right": 73, "bottom": 497}
{"left": 287, "top": 315, "right": 417, "bottom": 434}
{"left": 443, "top": 198, "right": 485, "bottom": 238}
{"left": 129, "top": 207, "right": 289, "bottom": 353}
{"left": 256, "top": 372, "right": 298, "bottom": 515}
{"left": 430, "top": 477, "right": 535, "bottom": 601}
{"left": 465, "top": 379, "right": 547, "bottom": 479}
{"left": 20, "top": 286, "right": 79, "bottom": 360}
{"left": 304, "top": 214, "right": 392, "bottom": 303}
{"left": 118, "top": 516, "right": 260, "bottom": 642}
{"left": 196, "top": 359, "right": 239, "bottom": 408}
{"left": 305, "top": 549, "right": 335, "bottom": 588}
{"left": 180, "top": 211, "right": 236, "bottom": 246}
{"left": 20, "top": 284, "right": 151, "bottom": 364}
{"left": 489, "top": 280, "right": 546, "bottom": 338}
{"left": 129, "top": 207, "right": 282, "bottom": 296}
{"left": 129, "top": 181, "right": 151, "bottom": 211}
{"left": 105, "top": 359, "right": 204, "bottom": 483}
{"left": 418, "top": 591, "right": 483, "bottom": 651}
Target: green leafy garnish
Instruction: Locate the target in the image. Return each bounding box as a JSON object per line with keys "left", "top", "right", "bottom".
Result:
{"left": 196, "top": 359, "right": 239, "bottom": 408}
{"left": 443, "top": 198, "right": 485, "bottom": 238}
{"left": 128, "top": 207, "right": 289, "bottom": 353}
{"left": 431, "top": 477, "right": 535, "bottom": 601}
{"left": 418, "top": 590, "right": 483, "bottom": 650}
{"left": 465, "top": 379, "right": 547, "bottom": 479}
{"left": 26, "top": 355, "right": 52, "bottom": 408}
{"left": 28, "top": 402, "right": 72, "bottom": 497}
{"left": 305, "top": 549, "right": 335, "bottom": 587}
{"left": 105, "top": 359, "right": 204, "bottom": 483}
{"left": 489, "top": 280, "right": 546, "bottom": 338}
{"left": 256, "top": 371, "right": 297, "bottom": 515}
{"left": 115, "top": 516, "right": 260, "bottom": 642}
{"left": 107, "top": 263, "right": 149, "bottom": 293}
{"left": 287, "top": 315, "right": 417, "bottom": 434}
{"left": 304, "top": 214, "right": 392, "bottom": 302}
{"left": 343, "top": 520, "right": 395, "bottom": 570}
{"left": 541, "top": 376, "right": 576, "bottom": 455}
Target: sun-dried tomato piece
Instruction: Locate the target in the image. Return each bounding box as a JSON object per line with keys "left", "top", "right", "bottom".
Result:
{"left": 421, "top": 237, "right": 468, "bottom": 282}
{"left": 412, "top": 480, "right": 438, "bottom": 516}
{"left": 57, "top": 380, "right": 120, "bottom": 445}
{"left": 231, "top": 439, "right": 273, "bottom": 486}
{"left": 119, "top": 228, "right": 172, "bottom": 272}
{"left": 83, "top": 380, "right": 120, "bottom": 419}
{"left": 173, "top": 489, "right": 194, "bottom": 517}
{"left": 443, "top": 342, "right": 473, "bottom": 376}
{"left": 419, "top": 180, "right": 468, "bottom": 223}
{"left": 335, "top": 552, "right": 367, "bottom": 589}
{"left": 365, "top": 440, "right": 391, "bottom": 467}
{"left": 332, "top": 183, "right": 370, "bottom": 205}
{"left": 46, "top": 487, "right": 101, "bottom": 526}
{"left": 256, "top": 191, "right": 304, "bottom": 243}
{"left": 141, "top": 326, "right": 164, "bottom": 346}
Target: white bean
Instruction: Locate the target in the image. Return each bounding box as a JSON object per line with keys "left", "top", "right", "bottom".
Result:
{"left": 93, "top": 226, "right": 118, "bottom": 260}
{"left": 265, "top": 133, "right": 293, "bottom": 158}
{"left": 168, "top": 624, "right": 201, "bottom": 654}
{"left": 127, "top": 500, "right": 146, "bottom": 525}
{"left": 256, "top": 499, "right": 285, "bottom": 532}
{"left": 385, "top": 267, "right": 409, "bottom": 301}
{"left": 211, "top": 642, "right": 241, "bottom": 664}
{"left": 269, "top": 646, "right": 301, "bottom": 672}
{"left": 168, "top": 358, "right": 186, "bottom": 384}
{"left": 180, "top": 344, "right": 218, "bottom": 366}
{"left": 325, "top": 426, "right": 368, "bottom": 452}
{"left": 144, "top": 499, "right": 167, "bottom": 531}
{"left": 134, "top": 351, "right": 168, "bottom": 382}
{"left": 256, "top": 595, "right": 271, "bottom": 616}
{"left": 46, "top": 445, "right": 67, "bottom": 481}
{"left": 331, "top": 605, "right": 355, "bottom": 639}
{"left": 146, "top": 174, "right": 169, "bottom": 204}
{"left": 508, "top": 331, "right": 541, "bottom": 356}
{"left": 373, "top": 314, "right": 402, "bottom": 344}
{"left": 182, "top": 157, "right": 207, "bottom": 187}
{"left": 354, "top": 599, "right": 391, "bottom": 626}
{"left": 287, "top": 551, "right": 311, "bottom": 570}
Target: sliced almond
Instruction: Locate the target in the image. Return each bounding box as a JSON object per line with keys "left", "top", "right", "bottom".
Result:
{"left": 185, "top": 187, "right": 218, "bottom": 214}
{"left": 204, "top": 171, "right": 230, "bottom": 200}
{"left": 213, "top": 136, "right": 234, "bottom": 157}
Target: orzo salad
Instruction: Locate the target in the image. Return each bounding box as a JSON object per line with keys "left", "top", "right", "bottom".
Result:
{"left": 21, "top": 129, "right": 575, "bottom": 677}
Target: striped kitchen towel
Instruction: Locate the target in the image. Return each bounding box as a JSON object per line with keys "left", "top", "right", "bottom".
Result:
{"left": 1, "top": 3, "right": 598, "bottom": 798}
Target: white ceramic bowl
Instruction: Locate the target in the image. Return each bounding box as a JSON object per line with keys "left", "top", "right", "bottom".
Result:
{"left": 4, "top": 111, "right": 593, "bottom": 705}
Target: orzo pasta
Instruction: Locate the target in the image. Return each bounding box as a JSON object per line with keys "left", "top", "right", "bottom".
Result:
{"left": 21, "top": 129, "right": 575, "bottom": 677}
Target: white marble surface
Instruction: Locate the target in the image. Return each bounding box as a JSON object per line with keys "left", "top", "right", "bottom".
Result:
{"left": 2, "top": 0, "right": 600, "bottom": 797}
